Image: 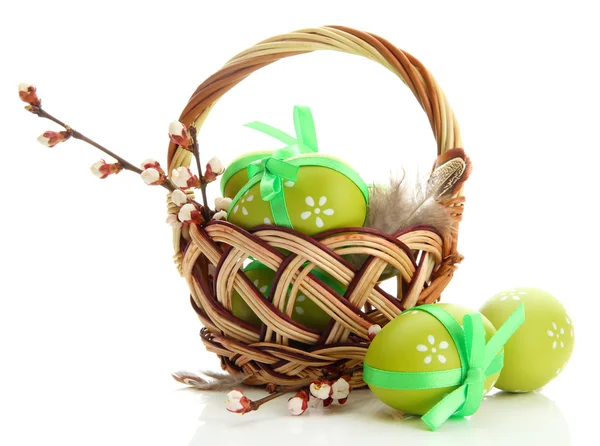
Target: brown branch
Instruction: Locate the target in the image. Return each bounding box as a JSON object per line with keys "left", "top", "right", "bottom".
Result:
{"left": 31, "top": 107, "right": 178, "bottom": 192}
{"left": 188, "top": 125, "right": 211, "bottom": 220}
{"left": 246, "top": 384, "right": 307, "bottom": 413}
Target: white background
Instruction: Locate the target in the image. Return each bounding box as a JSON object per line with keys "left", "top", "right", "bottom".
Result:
{"left": 1, "top": 1, "right": 597, "bottom": 445}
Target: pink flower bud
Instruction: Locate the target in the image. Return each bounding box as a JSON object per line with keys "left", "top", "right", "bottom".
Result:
{"left": 171, "top": 167, "right": 200, "bottom": 189}
{"left": 140, "top": 159, "right": 160, "bottom": 170}
{"left": 168, "top": 121, "right": 191, "bottom": 148}
{"left": 171, "top": 189, "right": 188, "bottom": 207}
{"left": 37, "top": 130, "right": 71, "bottom": 148}
{"left": 18, "top": 83, "right": 41, "bottom": 106}
{"left": 225, "top": 389, "right": 252, "bottom": 414}
{"left": 207, "top": 156, "right": 224, "bottom": 174}
{"left": 90, "top": 160, "right": 123, "bottom": 179}
{"left": 204, "top": 156, "right": 224, "bottom": 183}
{"left": 214, "top": 197, "right": 232, "bottom": 212}
{"left": 212, "top": 210, "right": 228, "bottom": 221}
{"left": 166, "top": 214, "right": 183, "bottom": 229}
{"left": 141, "top": 168, "right": 163, "bottom": 185}
{"left": 140, "top": 159, "right": 166, "bottom": 185}
{"left": 331, "top": 376, "right": 351, "bottom": 401}
{"left": 287, "top": 390, "right": 309, "bottom": 416}
{"left": 309, "top": 380, "right": 333, "bottom": 400}
{"left": 368, "top": 324, "right": 382, "bottom": 340}
{"left": 178, "top": 203, "right": 203, "bottom": 225}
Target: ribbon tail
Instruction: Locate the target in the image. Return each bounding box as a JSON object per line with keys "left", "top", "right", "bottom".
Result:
{"left": 484, "top": 303, "right": 526, "bottom": 365}
{"left": 455, "top": 313, "right": 486, "bottom": 417}
{"left": 293, "top": 106, "right": 318, "bottom": 152}
{"left": 486, "top": 351, "right": 504, "bottom": 376}
{"left": 260, "top": 173, "right": 282, "bottom": 202}
{"left": 244, "top": 121, "right": 298, "bottom": 146}
{"left": 421, "top": 385, "right": 467, "bottom": 431}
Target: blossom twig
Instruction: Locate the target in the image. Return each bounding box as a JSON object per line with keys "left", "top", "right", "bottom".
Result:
{"left": 24, "top": 101, "right": 178, "bottom": 192}
{"left": 188, "top": 126, "right": 210, "bottom": 221}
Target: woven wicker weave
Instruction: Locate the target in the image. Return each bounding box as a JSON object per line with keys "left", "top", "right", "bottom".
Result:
{"left": 166, "top": 26, "right": 466, "bottom": 388}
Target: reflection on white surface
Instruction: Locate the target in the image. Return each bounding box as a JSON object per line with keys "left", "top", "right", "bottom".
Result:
{"left": 185, "top": 388, "right": 570, "bottom": 446}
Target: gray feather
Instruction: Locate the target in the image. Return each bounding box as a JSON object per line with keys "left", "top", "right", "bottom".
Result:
{"left": 366, "top": 175, "right": 454, "bottom": 236}
{"left": 348, "top": 173, "right": 456, "bottom": 279}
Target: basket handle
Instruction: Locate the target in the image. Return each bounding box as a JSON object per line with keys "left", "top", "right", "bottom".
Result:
{"left": 167, "top": 25, "right": 462, "bottom": 172}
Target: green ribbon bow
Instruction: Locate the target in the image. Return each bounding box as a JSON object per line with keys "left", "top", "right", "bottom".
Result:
{"left": 247, "top": 148, "right": 301, "bottom": 203}
{"left": 244, "top": 106, "right": 319, "bottom": 226}
{"left": 363, "top": 303, "right": 525, "bottom": 431}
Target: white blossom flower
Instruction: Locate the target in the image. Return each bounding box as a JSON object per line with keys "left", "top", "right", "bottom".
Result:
{"left": 331, "top": 377, "right": 351, "bottom": 400}
{"left": 309, "top": 380, "right": 332, "bottom": 400}
{"left": 178, "top": 203, "right": 202, "bottom": 224}
{"left": 171, "top": 167, "right": 199, "bottom": 189}
{"left": 212, "top": 210, "right": 228, "bottom": 221}
{"left": 207, "top": 156, "right": 224, "bottom": 175}
{"left": 140, "top": 159, "right": 159, "bottom": 169}
{"left": 166, "top": 214, "right": 182, "bottom": 229}
{"left": 141, "top": 168, "right": 161, "bottom": 185}
{"left": 37, "top": 130, "right": 71, "bottom": 148}
{"left": 368, "top": 324, "right": 382, "bottom": 340}
{"left": 90, "top": 160, "right": 123, "bottom": 179}
{"left": 168, "top": 121, "right": 191, "bottom": 147}
{"left": 225, "top": 389, "right": 251, "bottom": 414}
{"left": 287, "top": 390, "right": 309, "bottom": 416}
{"left": 171, "top": 189, "right": 188, "bottom": 207}
{"left": 215, "top": 197, "right": 232, "bottom": 211}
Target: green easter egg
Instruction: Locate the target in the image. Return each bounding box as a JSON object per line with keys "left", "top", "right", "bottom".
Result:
{"left": 290, "top": 269, "right": 346, "bottom": 331}
{"left": 228, "top": 155, "right": 368, "bottom": 236}
{"left": 364, "top": 303, "right": 499, "bottom": 416}
{"left": 479, "top": 288, "right": 574, "bottom": 393}
{"left": 231, "top": 262, "right": 345, "bottom": 331}
{"left": 220, "top": 151, "right": 272, "bottom": 199}
{"left": 231, "top": 263, "right": 275, "bottom": 327}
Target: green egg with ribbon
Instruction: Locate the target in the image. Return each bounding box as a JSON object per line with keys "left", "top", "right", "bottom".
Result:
{"left": 221, "top": 151, "right": 273, "bottom": 199}
{"left": 231, "top": 260, "right": 345, "bottom": 331}
{"left": 363, "top": 303, "right": 525, "bottom": 431}
{"left": 220, "top": 107, "right": 318, "bottom": 200}
{"left": 226, "top": 106, "right": 369, "bottom": 236}
{"left": 479, "top": 287, "right": 574, "bottom": 393}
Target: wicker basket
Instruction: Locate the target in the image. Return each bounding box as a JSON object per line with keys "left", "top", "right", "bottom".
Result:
{"left": 166, "top": 25, "right": 466, "bottom": 388}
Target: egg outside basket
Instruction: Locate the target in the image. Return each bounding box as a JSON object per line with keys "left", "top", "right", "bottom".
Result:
{"left": 167, "top": 26, "right": 466, "bottom": 389}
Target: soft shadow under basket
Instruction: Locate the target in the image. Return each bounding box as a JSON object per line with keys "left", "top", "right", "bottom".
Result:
{"left": 167, "top": 26, "right": 467, "bottom": 388}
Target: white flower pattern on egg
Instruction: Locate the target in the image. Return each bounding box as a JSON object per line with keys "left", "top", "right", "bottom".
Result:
{"left": 499, "top": 289, "right": 527, "bottom": 301}
{"left": 233, "top": 190, "right": 254, "bottom": 216}
{"left": 546, "top": 321, "right": 566, "bottom": 349}
{"left": 416, "top": 335, "right": 449, "bottom": 365}
{"left": 300, "top": 196, "right": 334, "bottom": 229}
